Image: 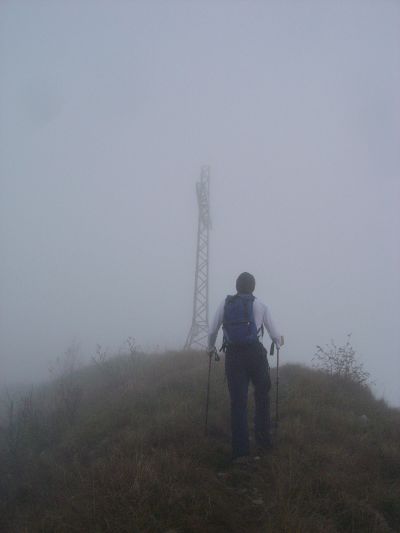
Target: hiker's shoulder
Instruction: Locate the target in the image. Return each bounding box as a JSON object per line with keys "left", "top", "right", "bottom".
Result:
{"left": 253, "top": 297, "right": 269, "bottom": 312}
{"left": 218, "top": 296, "right": 229, "bottom": 309}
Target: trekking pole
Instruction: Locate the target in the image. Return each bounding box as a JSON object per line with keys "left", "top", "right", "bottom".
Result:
{"left": 275, "top": 345, "right": 280, "bottom": 430}
{"left": 270, "top": 342, "right": 279, "bottom": 431}
{"left": 204, "top": 352, "right": 212, "bottom": 436}
{"left": 204, "top": 348, "right": 219, "bottom": 436}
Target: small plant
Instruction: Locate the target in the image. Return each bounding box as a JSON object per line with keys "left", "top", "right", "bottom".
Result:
{"left": 313, "top": 334, "right": 370, "bottom": 385}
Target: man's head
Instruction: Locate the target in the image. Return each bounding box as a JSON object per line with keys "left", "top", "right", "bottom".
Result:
{"left": 236, "top": 272, "right": 256, "bottom": 294}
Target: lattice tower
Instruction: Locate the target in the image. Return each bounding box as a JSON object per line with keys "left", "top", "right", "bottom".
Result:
{"left": 184, "top": 166, "right": 211, "bottom": 350}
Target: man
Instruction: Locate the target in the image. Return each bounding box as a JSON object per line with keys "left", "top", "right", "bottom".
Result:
{"left": 208, "top": 272, "right": 283, "bottom": 460}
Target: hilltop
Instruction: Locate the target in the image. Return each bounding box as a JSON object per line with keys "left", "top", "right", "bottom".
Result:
{"left": 1, "top": 349, "right": 399, "bottom": 532}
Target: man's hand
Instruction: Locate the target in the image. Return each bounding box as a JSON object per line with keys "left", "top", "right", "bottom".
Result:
{"left": 207, "top": 347, "right": 220, "bottom": 361}
{"left": 271, "top": 336, "right": 284, "bottom": 355}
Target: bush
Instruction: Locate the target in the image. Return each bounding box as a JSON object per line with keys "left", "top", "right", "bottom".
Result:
{"left": 313, "top": 334, "right": 370, "bottom": 385}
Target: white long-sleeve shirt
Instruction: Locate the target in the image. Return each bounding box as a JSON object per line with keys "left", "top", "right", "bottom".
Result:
{"left": 208, "top": 296, "right": 282, "bottom": 350}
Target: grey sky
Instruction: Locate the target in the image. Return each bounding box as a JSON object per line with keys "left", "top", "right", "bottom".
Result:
{"left": 1, "top": 1, "right": 399, "bottom": 403}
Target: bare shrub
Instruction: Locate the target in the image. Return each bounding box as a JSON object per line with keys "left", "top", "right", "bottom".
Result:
{"left": 125, "top": 337, "right": 139, "bottom": 361}
{"left": 49, "top": 342, "right": 82, "bottom": 424}
{"left": 91, "top": 338, "right": 142, "bottom": 390}
{"left": 91, "top": 343, "right": 123, "bottom": 388}
{"left": 313, "top": 334, "right": 370, "bottom": 385}
{"left": 125, "top": 336, "right": 142, "bottom": 372}
{"left": 0, "top": 387, "right": 47, "bottom": 467}
{"left": 126, "top": 336, "right": 137, "bottom": 358}
{"left": 2, "top": 394, "right": 21, "bottom": 461}
{"left": 92, "top": 343, "right": 108, "bottom": 368}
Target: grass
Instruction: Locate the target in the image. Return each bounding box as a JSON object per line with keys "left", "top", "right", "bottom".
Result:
{"left": 1, "top": 350, "right": 399, "bottom": 532}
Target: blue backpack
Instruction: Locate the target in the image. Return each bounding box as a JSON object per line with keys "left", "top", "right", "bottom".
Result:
{"left": 222, "top": 294, "right": 260, "bottom": 347}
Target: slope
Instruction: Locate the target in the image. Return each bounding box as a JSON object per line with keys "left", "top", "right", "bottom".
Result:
{"left": 1, "top": 350, "right": 399, "bottom": 532}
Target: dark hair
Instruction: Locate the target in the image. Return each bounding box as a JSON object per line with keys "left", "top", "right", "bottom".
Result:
{"left": 236, "top": 272, "right": 256, "bottom": 294}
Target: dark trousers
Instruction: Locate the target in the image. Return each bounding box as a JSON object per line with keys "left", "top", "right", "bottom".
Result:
{"left": 225, "top": 342, "right": 271, "bottom": 458}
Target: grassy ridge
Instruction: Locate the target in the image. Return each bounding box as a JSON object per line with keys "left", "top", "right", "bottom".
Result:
{"left": 1, "top": 350, "right": 400, "bottom": 532}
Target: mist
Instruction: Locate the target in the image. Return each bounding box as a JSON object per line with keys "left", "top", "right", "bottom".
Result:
{"left": 1, "top": 1, "right": 399, "bottom": 404}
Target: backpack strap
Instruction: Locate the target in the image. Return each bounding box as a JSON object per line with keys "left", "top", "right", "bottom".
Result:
{"left": 242, "top": 297, "right": 249, "bottom": 321}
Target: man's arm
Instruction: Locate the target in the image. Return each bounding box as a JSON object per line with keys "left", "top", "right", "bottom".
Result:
{"left": 263, "top": 305, "right": 282, "bottom": 349}
{"left": 208, "top": 299, "right": 225, "bottom": 350}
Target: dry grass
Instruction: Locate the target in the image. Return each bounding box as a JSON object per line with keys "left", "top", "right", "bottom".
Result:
{"left": 1, "top": 351, "right": 399, "bottom": 532}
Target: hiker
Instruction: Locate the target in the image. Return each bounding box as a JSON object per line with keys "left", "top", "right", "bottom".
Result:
{"left": 208, "top": 272, "right": 283, "bottom": 461}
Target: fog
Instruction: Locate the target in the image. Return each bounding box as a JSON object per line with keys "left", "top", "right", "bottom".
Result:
{"left": 1, "top": 1, "right": 399, "bottom": 404}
